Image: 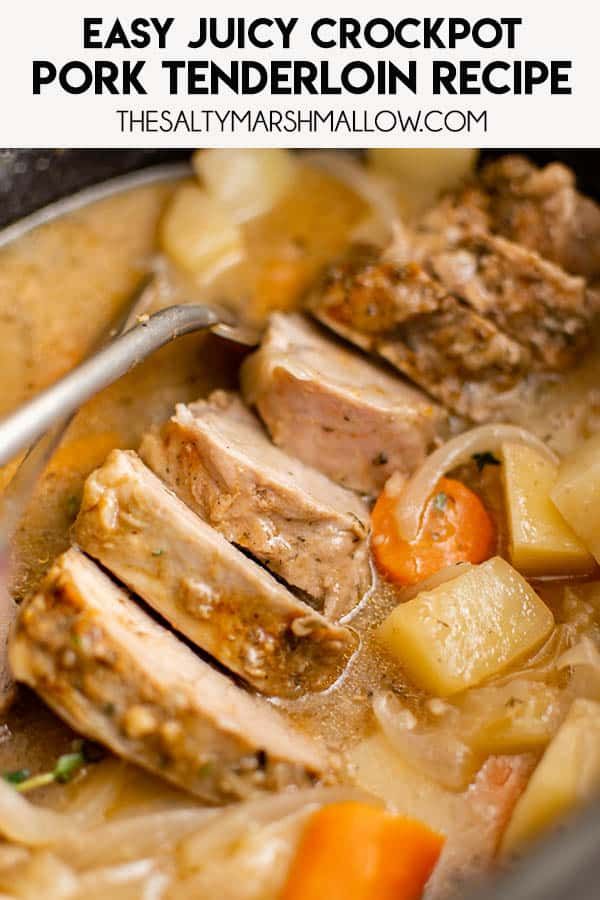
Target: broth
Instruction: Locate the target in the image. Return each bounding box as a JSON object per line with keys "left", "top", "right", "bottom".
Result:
{"left": 0, "top": 161, "right": 368, "bottom": 797}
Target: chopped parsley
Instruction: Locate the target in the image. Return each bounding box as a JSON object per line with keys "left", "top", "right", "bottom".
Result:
{"left": 472, "top": 451, "right": 501, "bottom": 471}
{"left": 151, "top": 548, "right": 165, "bottom": 557}
{"left": 3, "top": 739, "right": 105, "bottom": 794}
{"left": 2, "top": 769, "right": 30, "bottom": 785}
{"left": 53, "top": 752, "right": 86, "bottom": 784}
{"left": 506, "top": 697, "right": 524, "bottom": 709}
{"left": 433, "top": 491, "right": 448, "bottom": 511}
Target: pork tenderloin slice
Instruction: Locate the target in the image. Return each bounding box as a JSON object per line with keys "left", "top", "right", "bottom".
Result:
{"left": 430, "top": 231, "right": 597, "bottom": 371}
{"left": 241, "top": 313, "right": 446, "bottom": 494}
{"left": 9, "top": 549, "right": 328, "bottom": 803}
{"left": 419, "top": 154, "right": 600, "bottom": 283}
{"left": 309, "top": 245, "right": 531, "bottom": 423}
{"left": 139, "top": 392, "right": 371, "bottom": 619}
{"left": 479, "top": 154, "right": 600, "bottom": 281}
{"left": 74, "top": 450, "right": 356, "bottom": 699}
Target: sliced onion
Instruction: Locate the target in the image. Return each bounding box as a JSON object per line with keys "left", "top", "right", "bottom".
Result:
{"left": 372, "top": 691, "right": 477, "bottom": 791}
{"left": 0, "top": 849, "right": 78, "bottom": 899}
{"left": 58, "top": 759, "right": 126, "bottom": 828}
{"left": 175, "top": 812, "right": 306, "bottom": 899}
{"left": 70, "top": 859, "right": 167, "bottom": 900}
{"left": 177, "top": 785, "right": 378, "bottom": 872}
{"left": 558, "top": 637, "right": 600, "bottom": 702}
{"left": 394, "top": 424, "right": 559, "bottom": 542}
{"left": 303, "top": 152, "right": 403, "bottom": 237}
{"left": 557, "top": 636, "right": 600, "bottom": 671}
{"left": 489, "top": 625, "right": 571, "bottom": 688}
{"left": 0, "top": 779, "right": 83, "bottom": 846}
{"left": 0, "top": 843, "right": 29, "bottom": 872}
{"left": 304, "top": 152, "right": 414, "bottom": 264}
{"left": 56, "top": 808, "right": 216, "bottom": 870}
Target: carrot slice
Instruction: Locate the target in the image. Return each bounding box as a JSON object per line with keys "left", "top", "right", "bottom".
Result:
{"left": 279, "top": 801, "right": 444, "bottom": 900}
{"left": 372, "top": 476, "right": 495, "bottom": 587}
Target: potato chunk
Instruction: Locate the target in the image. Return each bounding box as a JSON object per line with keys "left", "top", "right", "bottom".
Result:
{"left": 377, "top": 557, "right": 554, "bottom": 696}
{"left": 502, "top": 698, "right": 600, "bottom": 854}
{"left": 551, "top": 432, "right": 600, "bottom": 564}
{"left": 160, "top": 184, "right": 243, "bottom": 281}
{"left": 457, "top": 679, "right": 566, "bottom": 755}
{"left": 502, "top": 442, "right": 595, "bottom": 576}
{"left": 193, "top": 149, "right": 295, "bottom": 223}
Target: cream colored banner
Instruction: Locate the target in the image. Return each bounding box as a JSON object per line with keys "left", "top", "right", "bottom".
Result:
{"left": 0, "top": 0, "right": 596, "bottom": 147}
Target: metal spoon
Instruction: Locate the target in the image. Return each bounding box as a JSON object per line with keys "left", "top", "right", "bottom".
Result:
{"left": 0, "top": 304, "right": 259, "bottom": 468}
{"left": 0, "top": 273, "right": 154, "bottom": 706}
{"left": 0, "top": 302, "right": 259, "bottom": 707}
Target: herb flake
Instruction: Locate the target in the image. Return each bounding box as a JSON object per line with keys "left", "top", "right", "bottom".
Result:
{"left": 2, "top": 769, "right": 30, "bottom": 785}
{"left": 4, "top": 742, "right": 103, "bottom": 794}
{"left": 472, "top": 451, "right": 501, "bottom": 472}
{"left": 433, "top": 492, "right": 448, "bottom": 511}
{"left": 53, "top": 752, "right": 85, "bottom": 784}
{"left": 373, "top": 452, "right": 388, "bottom": 466}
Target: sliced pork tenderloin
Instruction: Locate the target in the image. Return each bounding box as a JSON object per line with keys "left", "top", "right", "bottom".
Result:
{"left": 241, "top": 313, "right": 446, "bottom": 494}
{"left": 430, "top": 231, "right": 596, "bottom": 371}
{"left": 139, "top": 392, "right": 371, "bottom": 619}
{"left": 309, "top": 244, "right": 531, "bottom": 422}
{"left": 74, "top": 450, "right": 356, "bottom": 699}
{"left": 9, "top": 549, "right": 328, "bottom": 803}
{"left": 419, "top": 154, "right": 600, "bottom": 282}
{"left": 479, "top": 154, "right": 600, "bottom": 281}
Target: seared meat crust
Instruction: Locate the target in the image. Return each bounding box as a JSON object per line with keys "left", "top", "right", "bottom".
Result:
{"left": 10, "top": 549, "right": 329, "bottom": 803}
{"left": 74, "top": 450, "right": 356, "bottom": 699}
{"left": 140, "top": 392, "right": 371, "bottom": 619}
{"left": 480, "top": 154, "right": 600, "bottom": 281}
{"left": 431, "top": 231, "right": 595, "bottom": 371}
{"left": 309, "top": 246, "right": 531, "bottom": 421}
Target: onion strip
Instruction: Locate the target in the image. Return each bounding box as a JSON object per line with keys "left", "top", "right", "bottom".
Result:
{"left": 55, "top": 808, "right": 216, "bottom": 870}
{"left": 57, "top": 759, "right": 126, "bottom": 827}
{"left": 178, "top": 786, "right": 378, "bottom": 872}
{"left": 372, "top": 691, "right": 476, "bottom": 791}
{"left": 489, "top": 625, "right": 570, "bottom": 687}
{"left": 0, "top": 779, "right": 86, "bottom": 846}
{"left": 303, "top": 152, "right": 402, "bottom": 237}
{"left": 557, "top": 636, "right": 600, "bottom": 671}
{"left": 0, "top": 850, "right": 78, "bottom": 899}
{"left": 70, "top": 859, "right": 167, "bottom": 900}
{"left": 394, "top": 424, "right": 558, "bottom": 542}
